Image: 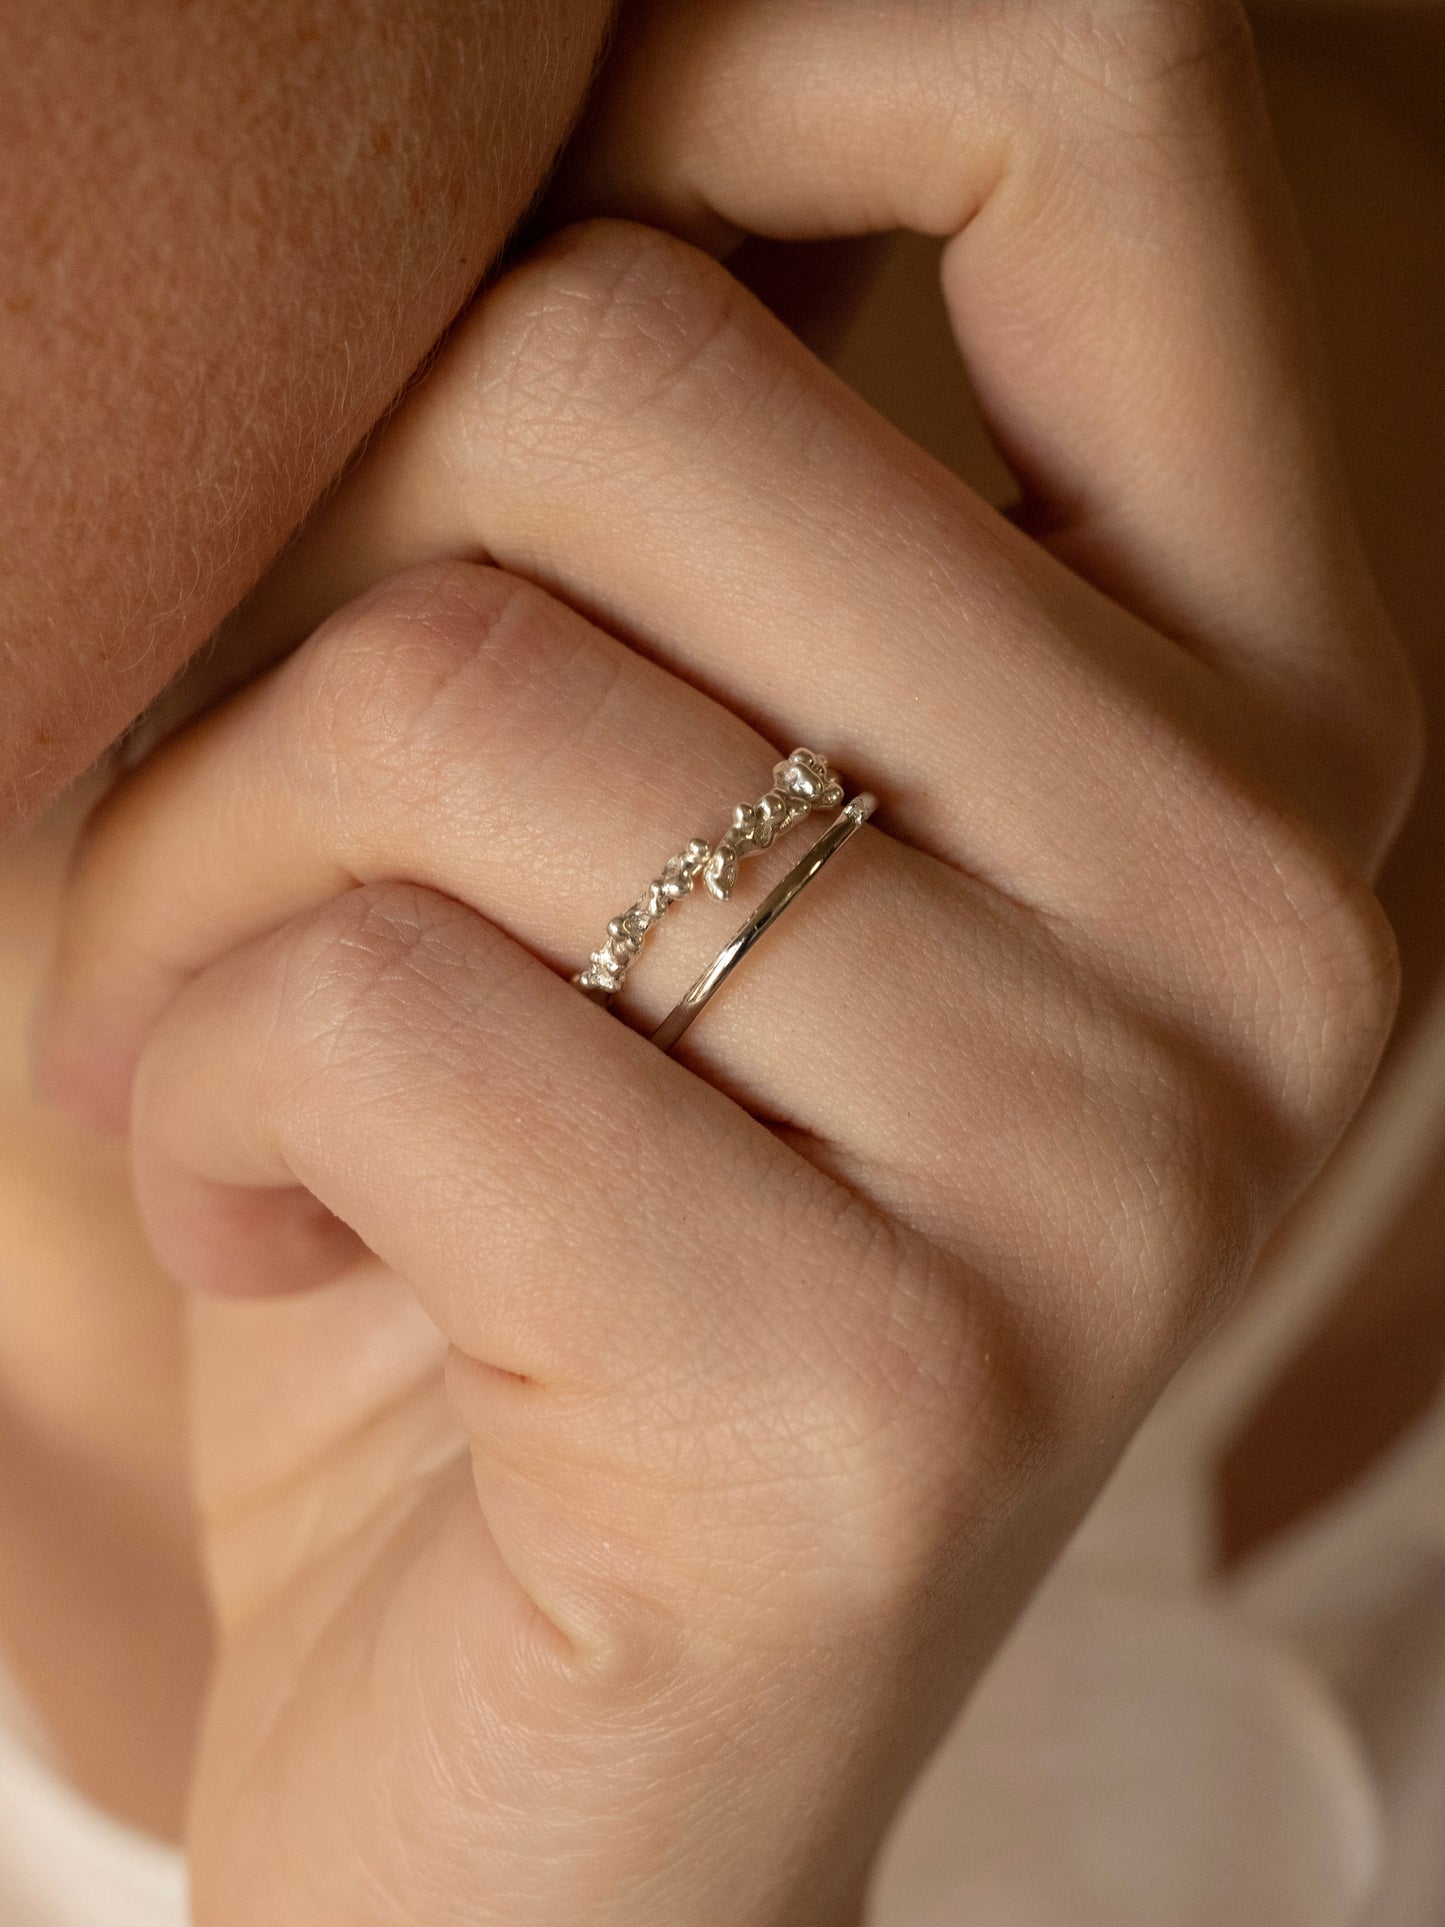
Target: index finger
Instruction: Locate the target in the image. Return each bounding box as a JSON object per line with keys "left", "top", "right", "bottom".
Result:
{"left": 553, "top": 0, "right": 1416, "bottom": 825}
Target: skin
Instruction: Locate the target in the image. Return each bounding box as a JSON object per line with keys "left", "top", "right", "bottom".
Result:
{"left": 0, "top": 0, "right": 617, "bottom": 1836}
{"left": 0, "top": 778, "right": 209, "bottom": 1838}
{"left": 0, "top": 0, "right": 618, "bottom": 834}
{"left": 22, "top": 4, "right": 1422, "bottom": 1923}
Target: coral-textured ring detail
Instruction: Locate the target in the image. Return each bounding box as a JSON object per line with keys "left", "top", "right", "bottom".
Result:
{"left": 650, "top": 792, "right": 876, "bottom": 1053}
{"left": 572, "top": 749, "right": 845, "bottom": 1004}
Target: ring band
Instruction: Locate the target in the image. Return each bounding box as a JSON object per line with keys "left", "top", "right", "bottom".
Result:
{"left": 651, "top": 791, "right": 876, "bottom": 1054}
{"left": 572, "top": 748, "right": 846, "bottom": 1004}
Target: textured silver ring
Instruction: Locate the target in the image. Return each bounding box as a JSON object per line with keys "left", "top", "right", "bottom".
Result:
{"left": 651, "top": 791, "right": 876, "bottom": 1054}
{"left": 572, "top": 748, "right": 846, "bottom": 1005}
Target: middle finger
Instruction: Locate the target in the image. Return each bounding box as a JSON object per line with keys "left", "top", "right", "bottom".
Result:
{"left": 216, "top": 222, "right": 1314, "bottom": 1007}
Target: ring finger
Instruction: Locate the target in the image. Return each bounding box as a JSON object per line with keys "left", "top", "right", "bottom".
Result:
{"left": 40, "top": 559, "right": 1176, "bottom": 1320}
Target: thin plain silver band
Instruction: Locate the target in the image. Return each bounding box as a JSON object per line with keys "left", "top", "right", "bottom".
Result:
{"left": 650, "top": 792, "right": 877, "bottom": 1054}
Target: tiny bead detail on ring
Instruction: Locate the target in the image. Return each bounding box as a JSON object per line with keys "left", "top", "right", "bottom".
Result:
{"left": 703, "top": 748, "right": 844, "bottom": 900}
{"left": 571, "top": 749, "right": 844, "bottom": 1003}
{"left": 650, "top": 790, "right": 876, "bottom": 1053}
{"left": 572, "top": 836, "right": 713, "bottom": 1002}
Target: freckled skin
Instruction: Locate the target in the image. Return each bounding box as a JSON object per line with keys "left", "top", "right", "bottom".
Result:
{"left": 0, "top": 0, "right": 616, "bottom": 835}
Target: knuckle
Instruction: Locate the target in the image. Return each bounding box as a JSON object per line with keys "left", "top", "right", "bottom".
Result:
{"left": 578, "top": 1232, "right": 1041, "bottom": 1655}
{"left": 1138, "top": 732, "right": 1400, "bottom": 1138}
{"left": 977, "top": 991, "right": 1272, "bottom": 1410}
{"left": 759, "top": 1240, "right": 1045, "bottom": 1637}
{"left": 1059, "top": 846, "right": 1395, "bottom": 1395}
{"left": 284, "top": 562, "right": 603, "bottom": 829}
{"left": 1097, "top": 1023, "right": 1264, "bottom": 1372}
{"left": 272, "top": 881, "right": 489, "bottom": 1083}
{"left": 288, "top": 561, "right": 505, "bottom": 793}
{"left": 1225, "top": 808, "right": 1400, "bottom": 1127}
{"left": 1273, "top": 849, "right": 1401, "bottom": 1124}
{"left": 475, "top": 218, "right": 780, "bottom": 461}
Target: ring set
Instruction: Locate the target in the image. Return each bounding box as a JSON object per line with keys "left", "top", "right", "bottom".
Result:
{"left": 572, "top": 748, "right": 875, "bottom": 1053}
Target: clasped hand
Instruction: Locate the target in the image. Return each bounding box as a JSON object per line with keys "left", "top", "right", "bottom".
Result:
{"left": 34, "top": 3, "right": 1419, "bottom": 1921}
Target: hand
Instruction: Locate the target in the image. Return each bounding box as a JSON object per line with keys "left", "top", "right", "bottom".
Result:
{"left": 36, "top": 3, "right": 1417, "bottom": 1922}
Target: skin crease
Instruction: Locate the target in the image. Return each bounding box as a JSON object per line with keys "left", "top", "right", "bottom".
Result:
{"left": 0, "top": 3, "right": 1441, "bottom": 1927}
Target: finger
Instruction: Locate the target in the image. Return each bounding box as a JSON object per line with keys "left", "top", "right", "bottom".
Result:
{"left": 42, "top": 556, "right": 1369, "bottom": 1375}
{"left": 40, "top": 562, "right": 1111, "bottom": 1295}
{"left": 549, "top": 0, "right": 1409, "bottom": 771}
{"left": 220, "top": 0, "right": 1417, "bottom": 856}
{"left": 197, "top": 210, "right": 1391, "bottom": 1006}
{"left": 49, "top": 561, "right": 926, "bottom": 1119}
{"left": 137, "top": 878, "right": 1084, "bottom": 1927}
{"left": 125, "top": 880, "right": 1024, "bottom": 1649}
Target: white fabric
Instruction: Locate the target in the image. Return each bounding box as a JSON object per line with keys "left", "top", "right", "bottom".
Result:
{"left": 0, "top": 1663, "right": 185, "bottom": 1927}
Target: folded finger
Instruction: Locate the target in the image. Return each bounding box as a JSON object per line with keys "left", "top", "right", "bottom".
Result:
{"left": 41, "top": 564, "right": 1037, "bottom": 1213}
{"left": 125, "top": 879, "right": 1019, "bottom": 1646}
{"left": 552, "top": 0, "right": 1410, "bottom": 791}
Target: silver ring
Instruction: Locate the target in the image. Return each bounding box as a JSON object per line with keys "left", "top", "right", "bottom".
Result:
{"left": 651, "top": 791, "right": 876, "bottom": 1054}
{"left": 572, "top": 749, "right": 846, "bottom": 1004}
